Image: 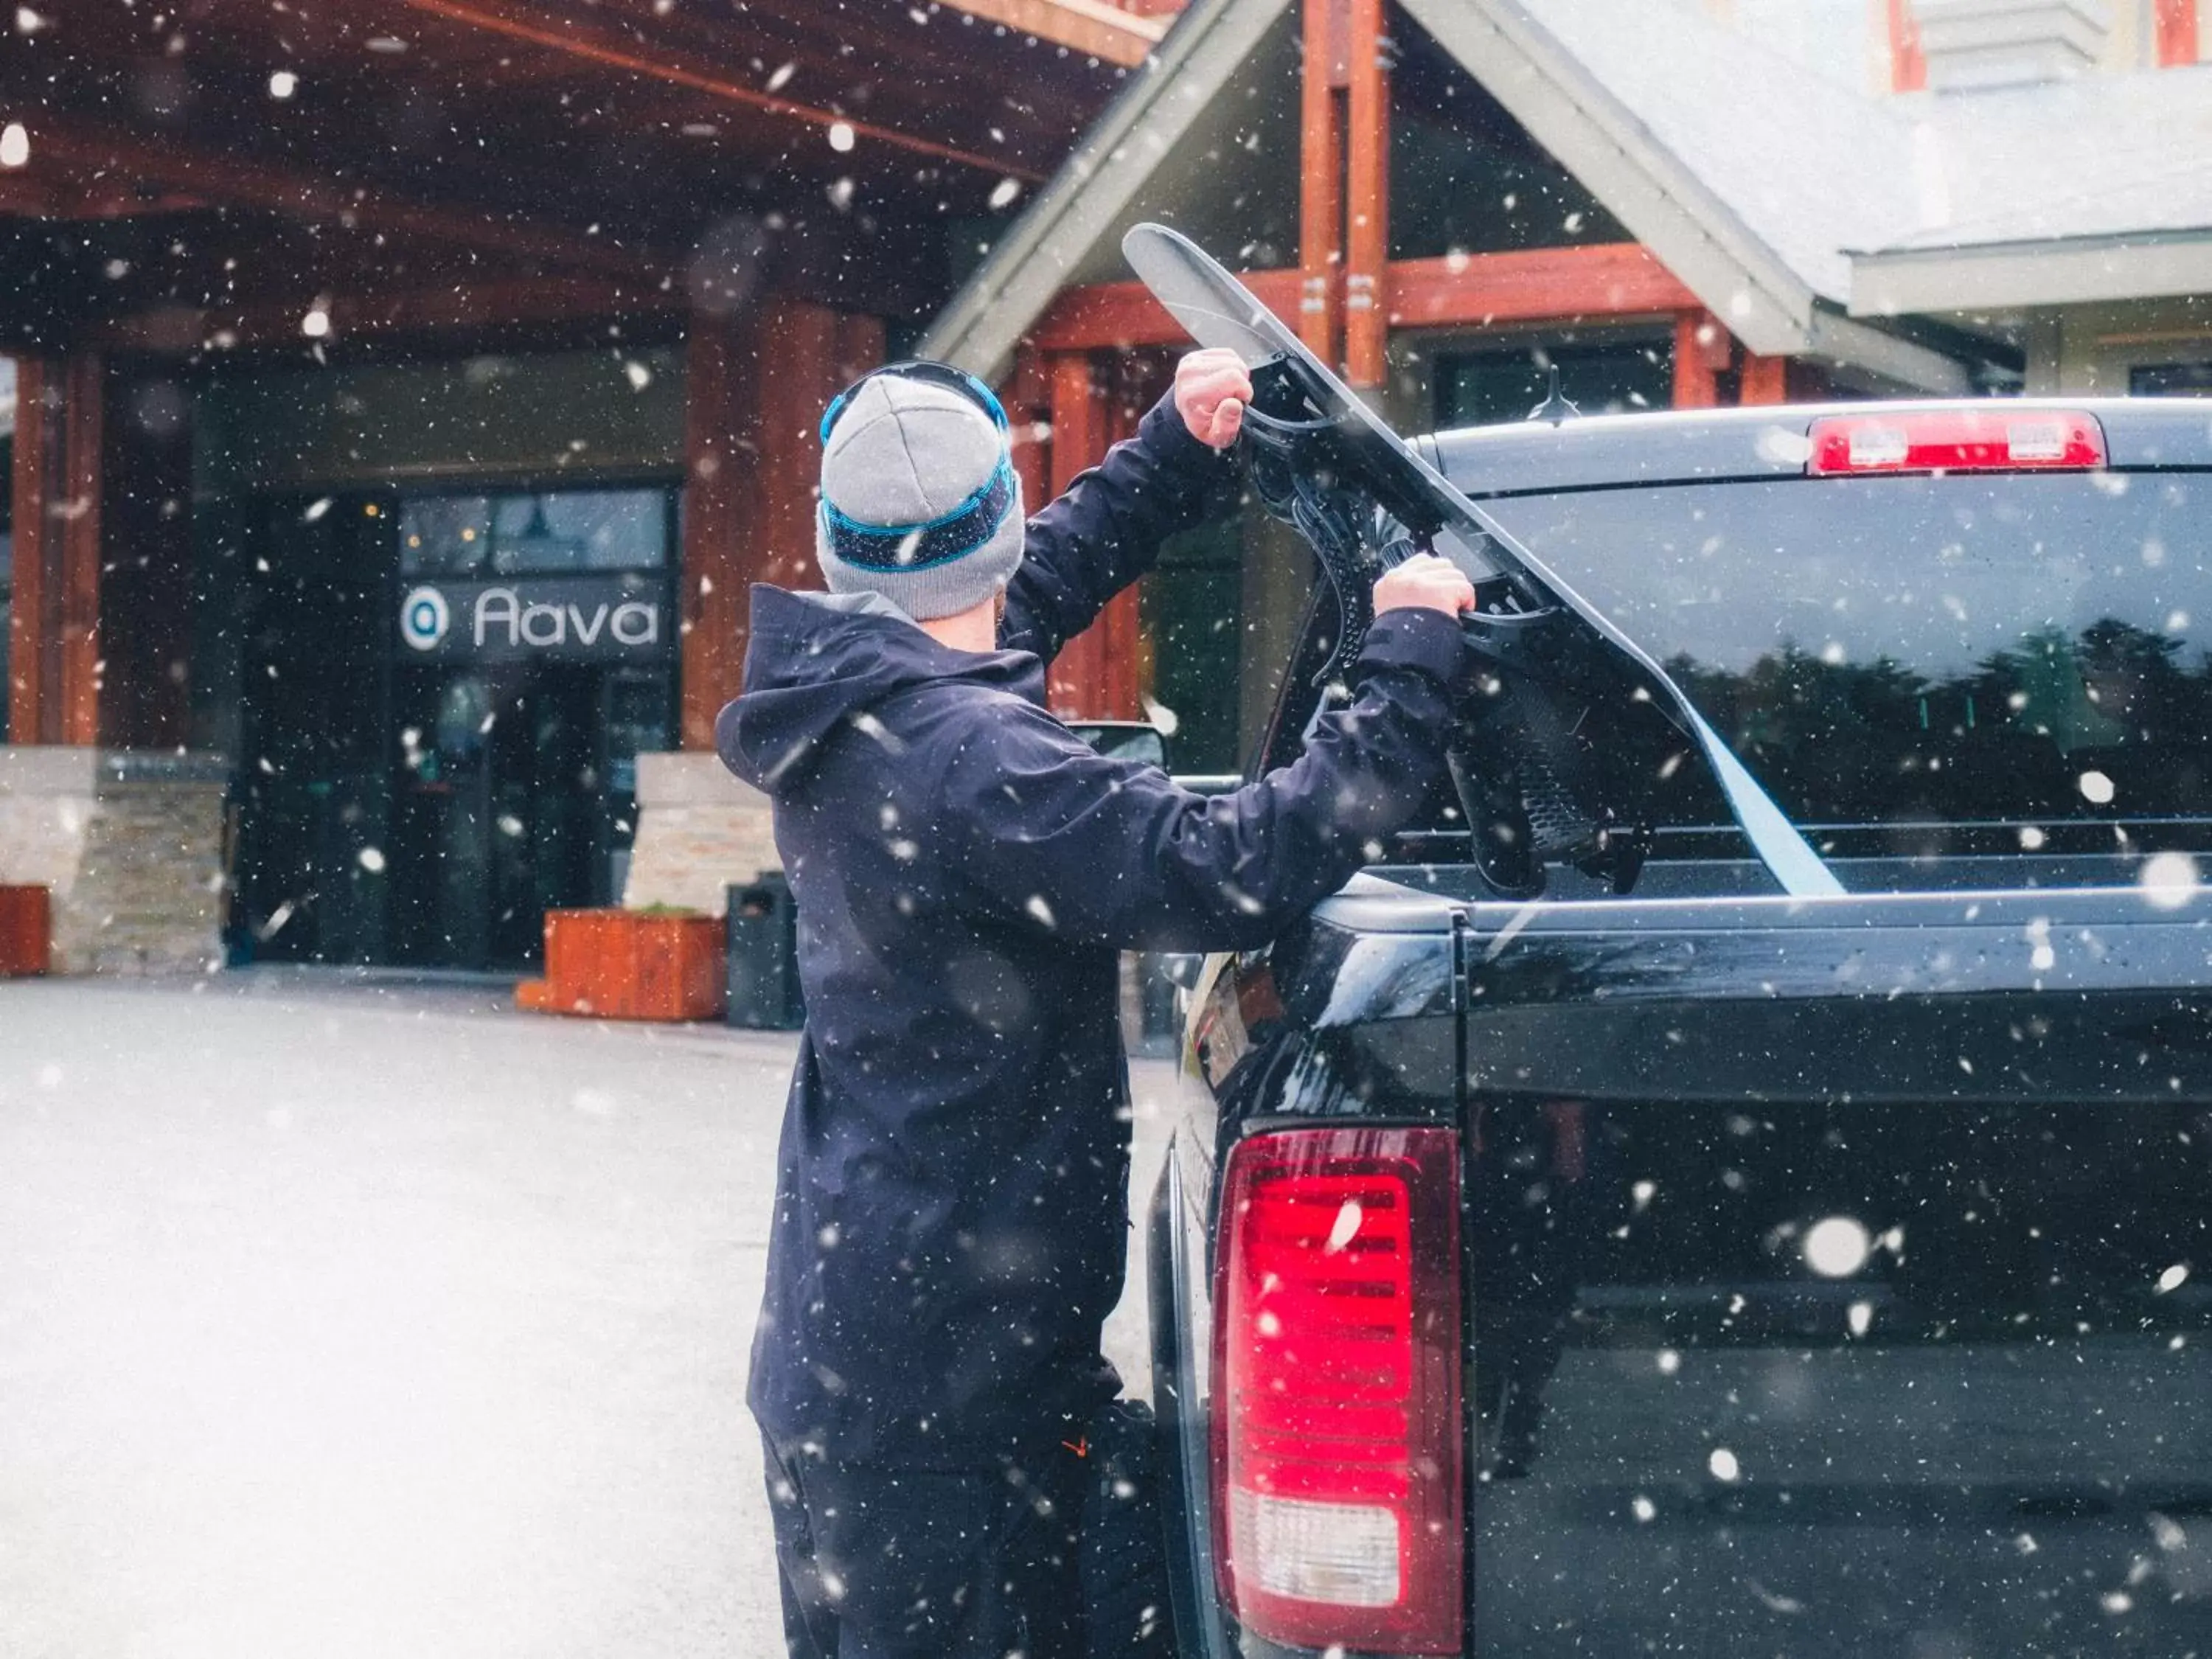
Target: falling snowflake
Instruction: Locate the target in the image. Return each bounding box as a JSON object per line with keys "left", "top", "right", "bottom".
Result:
{"left": 1323, "top": 1200, "right": 1362, "bottom": 1253}
{"left": 2140, "top": 852, "right": 2199, "bottom": 911}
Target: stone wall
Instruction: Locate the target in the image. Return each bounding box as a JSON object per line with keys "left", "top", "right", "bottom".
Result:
{"left": 0, "top": 747, "right": 228, "bottom": 975}
{"left": 619, "top": 751, "right": 780, "bottom": 917}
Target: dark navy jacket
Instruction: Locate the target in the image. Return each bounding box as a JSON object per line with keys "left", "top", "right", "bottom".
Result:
{"left": 719, "top": 396, "right": 1475, "bottom": 1467}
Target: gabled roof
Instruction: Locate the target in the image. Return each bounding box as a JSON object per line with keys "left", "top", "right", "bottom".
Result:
{"left": 918, "top": 0, "right": 1295, "bottom": 378}
{"left": 924, "top": 0, "right": 2212, "bottom": 392}
{"left": 1486, "top": 1, "right": 2212, "bottom": 319}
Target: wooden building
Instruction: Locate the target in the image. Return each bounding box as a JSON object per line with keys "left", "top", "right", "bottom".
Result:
{"left": 6, "top": 0, "right": 2211, "bottom": 971}
{"left": 0, "top": 0, "right": 1172, "bottom": 970}
{"left": 924, "top": 0, "right": 2212, "bottom": 769}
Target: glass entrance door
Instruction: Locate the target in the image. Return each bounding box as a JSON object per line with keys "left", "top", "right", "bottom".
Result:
{"left": 383, "top": 486, "right": 675, "bottom": 970}
{"left": 230, "top": 482, "right": 675, "bottom": 972}
{"left": 388, "top": 658, "right": 666, "bottom": 970}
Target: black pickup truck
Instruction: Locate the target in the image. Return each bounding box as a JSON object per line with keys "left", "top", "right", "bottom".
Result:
{"left": 1143, "top": 395, "right": 2212, "bottom": 1659}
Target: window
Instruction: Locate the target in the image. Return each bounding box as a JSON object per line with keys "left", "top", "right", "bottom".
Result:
{"left": 2133, "top": 362, "right": 2212, "bottom": 395}
{"left": 1436, "top": 338, "right": 1674, "bottom": 428}
{"left": 1475, "top": 471, "right": 2212, "bottom": 836}
{"left": 399, "top": 489, "right": 671, "bottom": 578}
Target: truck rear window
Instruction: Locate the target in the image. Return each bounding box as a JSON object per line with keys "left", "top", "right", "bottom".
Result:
{"left": 1477, "top": 472, "right": 2212, "bottom": 835}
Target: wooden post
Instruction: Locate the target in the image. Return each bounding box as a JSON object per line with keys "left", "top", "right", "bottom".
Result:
{"left": 1298, "top": 0, "right": 1347, "bottom": 364}
{"left": 1671, "top": 310, "right": 1728, "bottom": 410}
{"left": 1736, "top": 352, "right": 1790, "bottom": 406}
{"left": 1043, "top": 349, "right": 1144, "bottom": 720}
{"left": 1343, "top": 0, "right": 1391, "bottom": 388}
{"left": 679, "top": 308, "right": 755, "bottom": 752}
{"left": 99, "top": 369, "right": 195, "bottom": 750}
{"left": 8, "top": 352, "right": 102, "bottom": 746}
{"left": 1885, "top": 0, "right": 1927, "bottom": 90}
{"left": 2157, "top": 0, "right": 2199, "bottom": 63}
{"left": 1005, "top": 346, "right": 1054, "bottom": 542}
{"left": 7, "top": 358, "right": 48, "bottom": 745}
{"left": 678, "top": 298, "right": 883, "bottom": 751}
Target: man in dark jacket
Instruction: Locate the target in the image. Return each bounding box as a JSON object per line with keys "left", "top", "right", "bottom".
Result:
{"left": 718, "top": 349, "right": 1478, "bottom": 1659}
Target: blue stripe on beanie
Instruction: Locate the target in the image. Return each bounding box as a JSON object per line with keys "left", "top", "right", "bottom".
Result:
{"left": 818, "top": 454, "right": 1017, "bottom": 573}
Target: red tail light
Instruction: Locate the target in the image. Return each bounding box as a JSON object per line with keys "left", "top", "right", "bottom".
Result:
{"left": 1806, "top": 409, "right": 2106, "bottom": 476}
{"left": 1211, "top": 1127, "right": 1464, "bottom": 1654}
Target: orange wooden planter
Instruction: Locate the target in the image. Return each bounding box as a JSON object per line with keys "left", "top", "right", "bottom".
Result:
{"left": 0, "top": 887, "right": 52, "bottom": 978}
{"left": 518, "top": 908, "right": 726, "bottom": 1022}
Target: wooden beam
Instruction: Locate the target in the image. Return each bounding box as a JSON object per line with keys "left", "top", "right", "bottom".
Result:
{"left": 1736, "top": 351, "right": 1789, "bottom": 406}
{"left": 97, "top": 364, "right": 194, "bottom": 749}
{"left": 7, "top": 353, "right": 102, "bottom": 746}
{"left": 21, "top": 116, "right": 655, "bottom": 281}
{"left": 1031, "top": 246, "right": 1701, "bottom": 352}
{"left": 678, "top": 298, "right": 881, "bottom": 750}
{"left": 1297, "top": 0, "right": 1346, "bottom": 364}
{"left": 1388, "top": 244, "right": 1701, "bottom": 329}
{"left": 403, "top": 0, "right": 1048, "bottom": 180}
{"left": 1342, "top": 0, "right": 1388, "bottom": 386}
{"left": 2157, "top": 0, "right": 2199, "bottom": 63}
{"left": 1672, "top": 309, "right": 1728, "bottom": 409}
{"left": 931, "top": 0, "right": 1169, "bottom": 67}
{"left": 1043, "top": 352, "right": 1120, "bottom": 717}
{"left": 1004, "top": 344, "right": 1054, "bottom": 530}
{"left": 91, "top": 276, "right": 677, "bottom": 354}
{"left": 1886, "top": 0, "right": 1927, "bottom": 90}
{"left": 7, "top": 358, "right": 49, "bottom": 745}
{"left": 678, "top": 307, "right": 754, "bottom": 753}
{"left": 1028, "top": 268, "right": 1304, "bottom": 352}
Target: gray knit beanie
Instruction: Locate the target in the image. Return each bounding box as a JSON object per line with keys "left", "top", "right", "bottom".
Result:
{"left": 815, "top": 366, "right": 1026, "bottom": 621}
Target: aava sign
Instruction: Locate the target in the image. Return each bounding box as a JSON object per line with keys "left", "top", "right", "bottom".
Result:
{"left": 397, "top": 577, "right": 667, "bottom": 663}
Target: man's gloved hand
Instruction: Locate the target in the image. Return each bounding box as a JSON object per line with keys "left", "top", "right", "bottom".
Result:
{"left": 1374, "top": 552, "right": 1477, "bottom": 619}
{"left": 1173, "top": 347, "right": 1253, "bottom": 450}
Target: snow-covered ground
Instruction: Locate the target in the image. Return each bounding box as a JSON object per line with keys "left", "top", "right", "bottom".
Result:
{"left": 0, "top": 973, "right": 1175, "bottom": 1659}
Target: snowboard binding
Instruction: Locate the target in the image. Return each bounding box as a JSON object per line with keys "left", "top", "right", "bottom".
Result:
{"left": 1239, "top": 357, "right": 1655, "bottom": 897}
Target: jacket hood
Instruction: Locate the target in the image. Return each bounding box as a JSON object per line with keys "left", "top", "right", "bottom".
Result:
{"left": 716, "top": 585, "right": 1040, "bottom": 794}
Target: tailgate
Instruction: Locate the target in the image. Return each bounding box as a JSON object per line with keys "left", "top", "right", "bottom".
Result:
{"left": 1460, "top": 887, "right": 2212, "bottom": 1657}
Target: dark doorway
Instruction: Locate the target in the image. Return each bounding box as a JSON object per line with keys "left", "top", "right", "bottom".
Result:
{"left": 232, "top": 484, "right": 675, "bottom": 971}
{"left": 386, "top": 661, "right": 670, "bottom": 969}
{"left": 231, "top": 490, "right": 397, "bottom": 965}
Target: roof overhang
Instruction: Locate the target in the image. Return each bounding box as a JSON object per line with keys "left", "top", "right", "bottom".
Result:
{"left": 1850, "top": 229, "right": 2212, "bottom": 318}
{"left": 922, "top": 0, "right": 1974, "bottom": 394}
{"left": 1803, "top": 307, "right": 1978, "bottom": 396}
{"left": 1394, "top": 0, "right": 1817, "bottom": 361}
{"left": 919, "top": 0, "right": 1292, "bottom": 379}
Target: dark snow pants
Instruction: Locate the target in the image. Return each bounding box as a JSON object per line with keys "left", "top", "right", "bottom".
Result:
{"left": 762, "top": 1433, "right": 1088, "bottom": 1659}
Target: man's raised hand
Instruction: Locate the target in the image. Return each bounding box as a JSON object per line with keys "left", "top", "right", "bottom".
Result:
{"left": 1173, "top": 347, "right": 1253, "bottom": 450}
{"left": 1374, "top": 553, "right": 1477, "bottom": 619}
